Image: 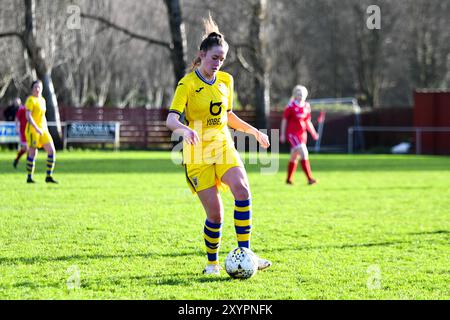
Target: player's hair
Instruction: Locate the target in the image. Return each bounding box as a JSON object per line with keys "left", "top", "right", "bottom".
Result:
{"left": 291, "top": 85, "right": 308, "bottom": 101}
{"left": 190, "top": 13, "right": 229, "bottom": 71}
{"left": 31, "top": 80, "right": 42, "bottom": 89}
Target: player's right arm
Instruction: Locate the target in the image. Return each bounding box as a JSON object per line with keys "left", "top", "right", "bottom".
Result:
{"left": 280, "top": 119, "right": 287, "bottom": 144}
{"left": 25, "top": 98, "right": 43, "bottom": 135}
{"left": 280, "top": 105, "right": 290, "bottom": 144}
{"left": 166, "top": 80, "right": 199, "bottom": 146}
{"left": 166, "top": 113, "right": 199, "bottom": 146}
{"left": 15, "top": 112, "right": 20, "bottom": 135}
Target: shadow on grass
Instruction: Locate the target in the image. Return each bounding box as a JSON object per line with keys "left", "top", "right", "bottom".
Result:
{"left": 258, "top": 235, "right": 447, "bottom": 255}
{"left": 321, "top": 186, "right": 441, "bottom": 192}
{"left": 80, "top": 272, "right": 231, "bottom": 291}
{"left": 2, "top": 155, "right": 449, "bottom": 174}
{"left": 0, "top": 250, "right": 202, "bottom": 266}
{"left": 11, "top": 281, "right": 63, "bottom": 290}
{"left": 2, "top": 232, "right": 447, "bottom": 267}
{"left": 406, "top": 230, "right": 450, "bottom": 236}
{"left": 0, "top": 271, "right": 231, "bottom": 294}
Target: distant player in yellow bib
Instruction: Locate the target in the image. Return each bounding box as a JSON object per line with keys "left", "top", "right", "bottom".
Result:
{"left": 25, "top": 80, "right": 58, "bottom": 184}
{"left": 166, "top": 15, "right": 272, "bottom": 275}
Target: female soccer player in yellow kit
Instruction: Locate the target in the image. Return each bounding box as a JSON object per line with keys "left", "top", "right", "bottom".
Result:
{"left": 25, "top": 80, "right": 58, "bottom": 184}
{"left": 166, "top": 16, "right": 272, "bottom": 275}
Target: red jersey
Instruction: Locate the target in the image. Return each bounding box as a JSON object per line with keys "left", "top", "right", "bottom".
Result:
{"left": 283, "top": 100, "right": 313, "bottom": 147}
{"left": 15, "top": 105, "right": 27, "bottom": 141}
{"left": 283, "top": 100, "right": 312, "bottom": 134}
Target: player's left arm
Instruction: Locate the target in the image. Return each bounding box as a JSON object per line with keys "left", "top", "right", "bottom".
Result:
{"left": 227, "top": 111, "right": 270, "bottom": 149}
{"left": 224, "top": 74, "right": 269, "bottom": 149}
{"left": 306, "top": 119, "right": 319, "bottom": 141}
{"left": 305, "top": 103, "right": 318, "bottom": 140}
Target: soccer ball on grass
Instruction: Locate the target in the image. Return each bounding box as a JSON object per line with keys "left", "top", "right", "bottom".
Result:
{"left": 225, "top": 247, "right": 258, "bottom": 279}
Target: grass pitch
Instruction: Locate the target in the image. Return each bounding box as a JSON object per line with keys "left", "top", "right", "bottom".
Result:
{"left": 0, "top": 151, "right": 449, "bottom": 300}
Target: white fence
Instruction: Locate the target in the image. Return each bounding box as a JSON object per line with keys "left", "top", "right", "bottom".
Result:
{"left": 63, "top": 121, "right": 120, "bottom": 150}
{"left": 0, "top": 122, "right": 19, "bottom": 143}
{"left": 0, "top": 121, "right": 120, "bottom": 150}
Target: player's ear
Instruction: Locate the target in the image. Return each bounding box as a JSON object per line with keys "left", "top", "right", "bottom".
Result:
{"left": 198, "top": 50, "right": 207, "bottom": 60}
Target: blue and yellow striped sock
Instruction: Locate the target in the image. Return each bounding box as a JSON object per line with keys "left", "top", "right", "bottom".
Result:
{"left": 234, "top": 199, "right": 252, "bottom": 249}
{"left": 46, "top": 154, "right": 55, "bottom": 177}
{"left": 26, "top": 156, "right": 35, "bottom": 179}
{"left": 204, "top": 220, "right": 222, "bottom": 265}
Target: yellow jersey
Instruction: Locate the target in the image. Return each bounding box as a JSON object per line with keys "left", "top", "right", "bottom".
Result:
{"left": 169, "top": 70, "right": 235, "bottom": 163}
{"left": 25, "top": 95, "right": 47, "bottom": 131}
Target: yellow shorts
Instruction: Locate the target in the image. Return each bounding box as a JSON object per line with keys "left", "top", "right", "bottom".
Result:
{"left": 26, "top": 129, "right": 53, "bottom": 149}
{"left": 184, "top": 146, "right": 244, "bottom": 194}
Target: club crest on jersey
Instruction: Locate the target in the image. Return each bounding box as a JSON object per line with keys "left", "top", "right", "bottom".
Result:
{"left": 209, "top": 101, "right": 222, "bottom": 116}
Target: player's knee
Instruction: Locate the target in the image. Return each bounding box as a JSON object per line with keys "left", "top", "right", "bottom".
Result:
{"left": 28, "top": 149, "right": 36, "bottom": 157}
{"left": 299, "top": 145, "right": 309, "bottom": 159}
{"left": 233, "top": 184, "right": 251, "bottom": 201}
{"left": 47, "top": 147, "right": 56, "bottom": 156}
{"left": 207, "top": 208, "right": 223, "bottom": 224}
{"left": 204, "top": 200, "right": 223, "bottom": 221}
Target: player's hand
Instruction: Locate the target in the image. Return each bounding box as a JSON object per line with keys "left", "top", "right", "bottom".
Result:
{"left": 183, "top": 128, "right": 200, "bottom": 145}
{"left": 255, "top": 130, "right": 270, "bottom": 149}
{"left": 313, "top": 133, "right": 319, "bottom": 141}
{"left": 280, "top": 135, "right": 286, "bottom": 144}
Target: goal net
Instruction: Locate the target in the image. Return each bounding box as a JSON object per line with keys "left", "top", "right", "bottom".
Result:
{"left": 308, "top": 97, "right": 363, "bottom": 153}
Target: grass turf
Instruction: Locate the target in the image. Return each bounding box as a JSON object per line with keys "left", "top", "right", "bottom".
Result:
{"left": 0, "top": 151, "right": 449, "bottom": 299}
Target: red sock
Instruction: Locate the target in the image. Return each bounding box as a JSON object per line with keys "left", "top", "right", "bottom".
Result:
{"left": 301, "top": 159, "right": 314, "bottom": 181}
{"left": 16, "top": 149, "right": 26, "bottom": 161}
{"left": 287, "top": 161, "right": 298, "bottom": 183}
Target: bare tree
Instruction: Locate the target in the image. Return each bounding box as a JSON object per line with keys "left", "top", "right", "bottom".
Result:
{"left": 248, "top": 0, "right": 271, "bottom": 129}
{"left": 217, "top": 0, "right": 271, "bottom": 128}
{"left": 79, "top": 0, "right": 187, "bottom": 89}
{"left": 2, "top": 0, "right": 449, "bottom": 113}
{"left": 0, "top": 0, "right": 64, "bottom": 147}
{"left": 348, "top": 0, "right": 402, "bottom": 107}
{"left": 164, "top": 0, "right": 188, "bottom": 85}
{"left": 409, "top": 0, "right": 450, "bottom": 88}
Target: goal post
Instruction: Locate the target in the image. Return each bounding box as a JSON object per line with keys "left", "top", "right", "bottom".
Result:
{"left": 308, "top": 97, "right": 363, "bottom": 153}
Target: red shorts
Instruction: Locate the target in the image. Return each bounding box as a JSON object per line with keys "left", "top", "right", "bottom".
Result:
{"left": 287, "top": 132, "right": 307, "bottom": 149}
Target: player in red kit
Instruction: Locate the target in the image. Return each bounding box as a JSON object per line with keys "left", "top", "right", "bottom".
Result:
{"left": 13, "top": 98, "right": 28, "bottom": 169}
{"left": 280, "top": 85, "right": 319, "bottom": 185}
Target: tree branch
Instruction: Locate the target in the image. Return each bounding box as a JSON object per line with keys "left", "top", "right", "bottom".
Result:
{"left": 0, "top": 74, "right": 13, "bottom": 99}
{"left": 80, "top": 13, "right": 172, "bottom": 50}
{"left": 235, "top": 47, "right": 255, "bottom": 73}
{"left": 0, "top": 31, "right": 24, "bottom": 41}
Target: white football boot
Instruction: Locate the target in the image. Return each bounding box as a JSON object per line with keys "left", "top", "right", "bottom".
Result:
{"left": 256, "top": 257, "right": 272, "bottom": 271}
{"left": 202, "top": 264, "right": 222, "bottom": 275}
